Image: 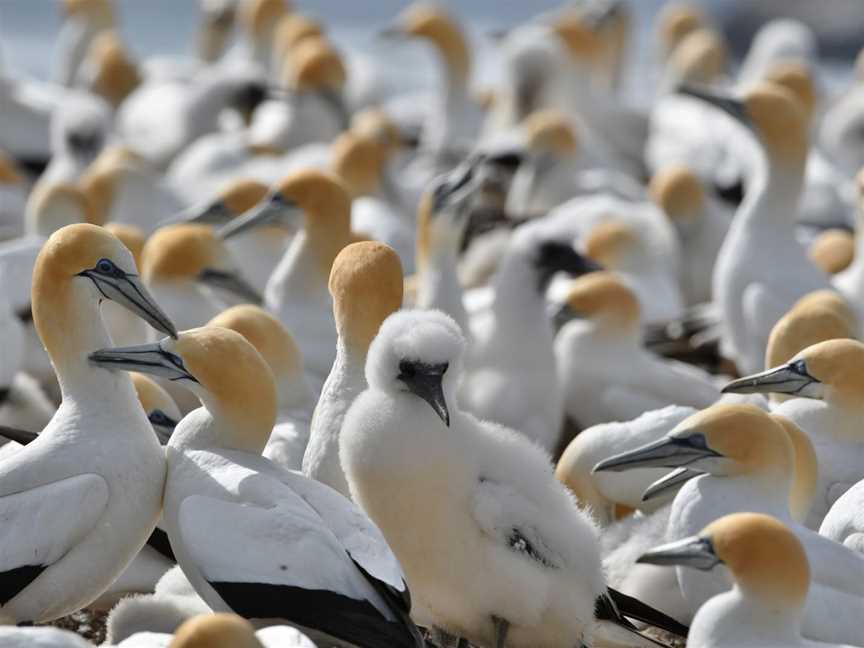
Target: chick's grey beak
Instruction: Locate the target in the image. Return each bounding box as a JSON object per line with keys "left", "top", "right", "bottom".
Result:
{"left": 678, "top": 84, "right": 750, "bottom": 126}
{"left": 642, "top": 467, "right": 702, "bottom": 502}
{"left": 198, "top": 268, "right": 262, "bottom": 305}
{"left": 637, "top": 535, "right": 721, "bottom": 572}
{"left": 84, "top": 268, "right": 177, "bottom": 338}
{"left": 89, "top": 341, "right": 197, "bottom": 383}
{"left": 400, "top": 361, "right": 450, "bottom": 427}
{"left": 218, "top": 194, "right": 300, "bottom": 240}
{"left": 592, "top": 433, "right": 721, "bottom": 473}
{"left": 721, "top": 360, "right": 821, "bottom": 398}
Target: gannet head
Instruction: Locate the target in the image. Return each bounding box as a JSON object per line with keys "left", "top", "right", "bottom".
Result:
{"left": 171, "top": 613, "right": 265, "bottom": 648}
{"left": 649, "top": 164, "right": 705, "bottom": 226}
{"left": 176, "top": 179, "right": 270, "bottom": 228}
{"left": 90, "top": 326, "right": 277, "bottom": 452}
{"left": 367, "top": 309, "right": 464, "bottom": 427}
{"left": 666, "top": 28, "right": 727, "bottom": 85}
{"left": 594, "top": 404, "right": 794, "bottom": 500}
{"left": 33, "top": 224, "right": 177, "bottom": 353}
{"left": 331, "top": 131, "right": 388, "bottom": 198}
{"left": 523, "top": 109, "right": 579, "bottom": 159}
{"left": 25, "top": 183, "right": 100, "bottom": 237}
{"left": 285, "top": 38, "right": 346, "bottom": 93}
{"left": 639, "top": 512, "right": 809, "bottom": 608}
{"left": 351, "top": 108, "right": 406, "bottom": 157}
{"left": 330, "top": 241, "right": 403, "bottom": 353}
{"left": 198, "top": 0, "right": 237, "bottom": 63}
{"left": 239, "top": 0, "right": 289, "bottom": 46}
{"left": 272, "top": 13, "right": 323, "bottom": 64}
{"left": 656, "top": 2, "right": 704, "bottom": 57}
{"left": 52, "top": 92, "right": 111, "bottom": 163}
{"left": 104, "top": 223, "right": 146, "bottom": 270}
{"left": 384, "top": 4, "right": 470, "bottom": 80}
{"left": 0, "top": 152, "right": 23, "bottom": 186}
{"left": 555, "top": 271, "right": 640, "bottom": 333}
{"left": 551, "top": 12, "right": 604, "bottom": 67}
{"left": 83, "top": 30, "right": 140, "bottom": 108}
{"left": 131, "top": 371, "right": 181, "bottom": 443}
{"left": 764, "top": 61, "right": 816, "bottom": 125}
{"left": 808, "top": 229, "right": 854, "bottom": 275}
{"left": 771, "top": 414, "right": 817, "bottom": 524}
{"left": 62, "top": 0, "right": 114, "bottom": 27}
{"left": 505, "top": 226, "right": 601, "bottom": 293}
{"left": 583, "top": 219, "right": 640, "bottom": 270}
{"left": 142, "top": 224, "right": 261, "bottom": 305}
{"left": 79, "top": 146, "right": 144, "bottom": 225}
{"left": 726, "top": 338, "right": 864, "bottom": 411}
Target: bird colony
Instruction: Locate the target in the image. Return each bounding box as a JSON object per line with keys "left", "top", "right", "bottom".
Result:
{"left": 1, "top": 0, "right": 863, "bottom": 646}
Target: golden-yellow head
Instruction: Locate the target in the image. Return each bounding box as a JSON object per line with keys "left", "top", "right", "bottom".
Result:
{"left": 273, "top": 13, "right": 324, "bottom": 63}
{"left": 169, "top": 613, "right": 263, "bottom": 648}
{"left": 351, "top": 108, "right": 403, "bottom": 156}
{"left": 27, "top": 183, "right": 101, "bottom": 237}
{"left": 86, "top": 30, "right": 140, "bottom": 107}
{"left": 522, "top": 109, "right": 578, "bottom": 156}
{"left": 667, "top": 28, "right": 727, "bottom": 84}
{"left": 808, "top": 229, "right": 854, "bottom": 275}
{"left": 563, "top": 271, "right": 639, "bottom": 330}
{"left": 552, "top": 12, "right": 604, "bottom": 64}
{"left": 331, "top": 131, "right": 388, "bottom": 197}
{"left": 649, "top": 164, "right": 705, "bottom": 222}
{"left": 657, "top": 2, "right": 704, "bottom": 56}
{"left": 286, "top": 37, "right": 346, "bottom": 92}
{"left": 141, "top": 224, "right": 228, "bottom": 283}
{"left": 394, "top": 3, "right": 470, "bottom": 79}
{"left": 131, "top": 371, "right": 181, "bottom": 420}
{"left": 219, "top": 179, "right": 271, "bottom": 217}
{"left": 104, "top": 223, "right": 146, "bottom": 270}
{"left": 584, "top": 220, "right": 638, "bottom": 268}
{"left": 239, "top": 0, "right": 290, "bottom": 41}
{"left": 764, "top": 61, "right": 816, "bottom": 124}
{"left": 742, "top": 82, "right": 809, "bottom": 165}
{"left": 791, "top": 338, "right": 864, "bottom": 410}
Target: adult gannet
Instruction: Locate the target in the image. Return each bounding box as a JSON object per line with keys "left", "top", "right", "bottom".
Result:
{"left": 208, "top": 304, "right": 314, "bottom": 470}
{"left": 723, "top": 339, "right": 864, "bottom": 529}
{"left": 341, "top": 309, "right": 688, "bottom": 647}
{"left": 24, "top": 182, "right": 100, "bottom": 238}
{"left": 810, "top": 230, "right": 855, "bottom": 276}
{"left": 0, "top": 153, "right": 26, "bottom": 240}
{"left": 89, "top": 326, "right": 425, "bottom": 648}
{"left": 649, "top": 165, "right": 730, "bottom": 306}
{"left": 684, "top": 81, "right": 830, "bottom": 374}
{"left": 52, "top": 0, "right": 115, "bottom": 88}
{"left": 303, "top": 241, "right": 402, "bottom": 497}
{"left": 0, "top": 223, "right": 174, "bottom": 623}
{"left": 461, "top": 225, "right": 600, "bottom": 452}
{"left": 554, "top": 272, "right": 719, "bottom": 429}
{"left": 76, "top": 30, "right": 141, "bottom": 109}
{"left": 219, "top": 169, "right": 354, "bottom": 383}
{"left": 640, "top": 512, "right": 859, "bottom": 648}
{"left": 594, "top": 404, "right": 864, "bottom": 644}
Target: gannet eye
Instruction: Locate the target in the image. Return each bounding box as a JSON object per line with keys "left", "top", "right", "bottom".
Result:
{"left": 398, "top": 360, "right": 416, "bottom": 380}
{"left": 96, "top": 259, "right": 115, "bottom": 274}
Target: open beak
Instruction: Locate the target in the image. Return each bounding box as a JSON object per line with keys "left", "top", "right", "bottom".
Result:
{"left": 642, "top": 467, "right": 702, "bottom": 502}
{"left": 89, "top": 340, "right": 197, "bottom": 383}
{"left": 722, "top": 360, "right": 822, "bottom": 398}
{"left": 678, "top": 84, "right": 750, "bottom": 127}
{"left": 83, "top": 269, "right": 177, "bottom": 338}
{"left": 637, "top": 535, "right": 721, "bottom": 572}
{"left": 400, "top": 362, "right": 450, "bottom": 427}
{"left": 218, "top": 194, "right": 301, "bottom": 240}
{"left": 197, "top": 268, "right": 262, "bottom": 305}
{"left": 593, "top": 433, "right": 721, "bottom": 473}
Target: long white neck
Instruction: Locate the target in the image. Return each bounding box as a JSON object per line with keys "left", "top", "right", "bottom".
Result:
{"left": 691, "top": 587, "right": 802, "bottom": 646}
{"left": 417, "top": 239, "right": 467, "bottom": 332}
{"left": 734, "top": 151, "right": 804, "bottom": 238}
{"left": 491, "top": 255, "right": 551, "bottom": 344}
{"left": 266, "top": 232, "right": 326, "bottom": 303}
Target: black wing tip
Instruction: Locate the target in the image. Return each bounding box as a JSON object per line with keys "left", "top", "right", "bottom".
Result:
{"left": 606, "top": 587, "right": 689, "bottom": 638}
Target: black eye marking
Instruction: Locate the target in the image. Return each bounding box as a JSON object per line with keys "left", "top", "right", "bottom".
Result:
{"left": 398, "top": 360, "right": 417, "bottom": 380}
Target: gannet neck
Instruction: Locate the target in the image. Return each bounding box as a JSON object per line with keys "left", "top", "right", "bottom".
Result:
{"left": 771, "top": 415, "right": 817, "bottom": 523}
{"left": 697, "top": 586, "right": 803, "bottom": 644}
{"left": 736, "top": 151, "right": 803, "bottom": 233}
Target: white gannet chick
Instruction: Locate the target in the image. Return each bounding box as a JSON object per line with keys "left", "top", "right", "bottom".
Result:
{"left": 833, "top": 171, "right": 864, "bottom": 314}
{"left": 168, "top": 612, "right": 316, "bottom": 648}
{"left": 582, "top": 218, "right": 685, "bottom": 324}
{"left": 640, "top": 512, "right": 859, "bottom": 648}
{"left": 77, "top": 30, "right": 141, "bottom": 109}
{"left": 341, "top": 309, "right": 688, "bottom": 647}
{"left": 142, "top": 224, "right": 261, "bottom": 332}
{"left": 0, "top": 626, "right": 93, "bottom": 647}
{"left": 0, "top": 152, "right": 26, "bottom": 241}
{"left": 683, "top": 81, "right": 830, "bottom": 375}
{"left": 810, "top": 230, "right": 854, "bottom": 276}
{"left": 594, "top": 404, "right": 864, "bottom": 644}
{"left": 177, "top": 179, "right": 289, "bottom": 292}
{"left": 79, "top": 146, "right": 186, "bottom": 236}
{"left": 555, "top": 272, "right": 719, "bottom": 429}
{"left": 462, "top": 226, "right": 600, "bottom": 452}
{"left": 303, "top": 241, "right": 403, "bottom": 497}
{"left": 24, "top": 182, "right": 101, "bottom": 238}
{"left": 208, "top": 304, "right": 314, "bottom": 470}
{"left": 0, "top": 223, "right": 174, "bottom": 623}
{"left": 219, "top": 169, "right": 355, "bottom": 385}
{"left": 90, "top": 326, "right": 425, "bottom": 648}
{"left": 52, "top": 0, "right": 115, "bottom": 88}
{"left": 649, "top": 165, "right": 730, "bottom": 306}
{"left": 383, "top": 3, "right": 483, "bottom": 158}
{"left": 238, "top": 0, "right": 291, "bottom": 78}
{"left": 101, "top": 222, "right": 151, "bottom": 347}
{"left": 724, "top": 339, "right": 864, "bottom": 529}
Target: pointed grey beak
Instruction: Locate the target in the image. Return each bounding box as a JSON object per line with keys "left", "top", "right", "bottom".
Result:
{"left": 198, "top": 268, "right": 262, "bottom": 305}
{"left": 218, "top": 194, "right": 301, "bottom": 240}
{"left": 147, "top": 408, "right": 178, "bottom": 444}
{"left": 89, "top": 340, "right": 197, "bottom": 383}
{"left": 642, "top": 467, "right": 702, "bottom": 502}
{"left": 721, "top": 359, "right": 821, "bottom": 398}
{"left": 399, "top": 361, "right": 450, "bottom": 426}
{"left": 0, "top": 425, "right": 38, "bottom": 446}
{"left": 592, "top": 433, "right": 721, "bottom": 473}
{"left": 637, "top": 535, "right": 721, "bottom": 572}
{"left": 81, "top": 262, "right": 177, "bottom": 338}
{"left": 166, "top": 201, "right": 232, "bottom": 227}
{"left": 678, "top": 84, "right": 750, "bottom": 127}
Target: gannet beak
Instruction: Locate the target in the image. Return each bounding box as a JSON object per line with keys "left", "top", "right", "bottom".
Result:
{"left": 592, "top": 433, "right": 721, "bottom": 473}
{"left": 641, "top": 467, "right": 702, "bottom": 502}
{"left": 197, "top": 268, "right": 263, "bottom": 305}
{"left": 721, "top": 360, "right": 822, "bottom": 397}
{"left": 678, "top": 84, "right": 750, "bottom": 127}
{"left": 399, "top": 361, "right": 450, "bottom": 427}
{"left": 218, "top": 194, "right": 301, "bottom": 240}
{"left": 536, "top": 243, "right": 602, "bottom": 290}
{"left": 147, "top": 409, "right": 178, "bottom": 444}
{"left": 89, "top": 340, "right": 197, "bottom": 383}
{"left": 166, "top": 201, "right": 232, "bottom": 226}
{"left": 637, "top": 535, "right": 721, "bottom": 571}
{"left": 552, "top": 301, "right": 581, "bottom": 332}
{"left": 79, "top": 262, "right": 177, "bottom": 338}
{"left": 378, "top": 24, "right": 405, "bottom": 40}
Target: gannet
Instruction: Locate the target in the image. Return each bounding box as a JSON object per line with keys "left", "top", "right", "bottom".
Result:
{"left": 341, "top": 309, "right": 688, "bottom": 647}
{"left": 176, "top": 178, "right": 289, "bottom": 292}
{"left": 219, "top": 169, "right": 354, "bottom": 384}
{"left": 640, "top": 512, "right": 859, "bottom": 648}
{"left": 684, "top": 81, "right": 831, "bottom": 374}
{"left": 0, "top": 153, "right": 27, "bottom": 240}
{"left": 0, "top": 62, "right": 59, "bottom": 175}
{"left": 724, "top": 339, "right": 864, "bottom": 529}
{"left": 52, "top": 0, "right": 115, "bottom": 88}
{"left": 77, "top": 30, "right": 141, "bottom": 109}
{"left": 0, "top": 223, "right": 174, "bottom": 623}
{"left": 24, "top": 182, "right": 100, "bottom": 238}
{"left": 237, "top": 0, "right": 290, "bottom": 79}
{"left": 737, "top": 18, "right": 817, "bottom": 87}
{"left": 303, "top": 241, "right": 402, "bottom": 497}
{"left": 462, "top": 225, "right": 600, "bottom": 452}
{"left": 649, "top": 165, "right": 730, "bottom": 306}
{"left": 169, "top": 613, "right": 316, "bottom": 648}
{"left": 554, "top": 272, "right": 719, "bottom": 429}
{"left": 101, "top": 222, "right": 150, "bottom": 347}
{"left": 594, "top": 404, "right": 864, "bottom": 644}
{"left": 208, "top": 304, "right": 314, "bottom": 470}
{"left": 90, "top": 326, "right": 425, "bottom": 648}
{"left": 197, "top": 0, "right": 238, "bottom": 65}
{"left": 131, "top": 372, "right": 182, "bottom": 444}
{"left": 810, "top": 230, "right": 855, "bottom": 276}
